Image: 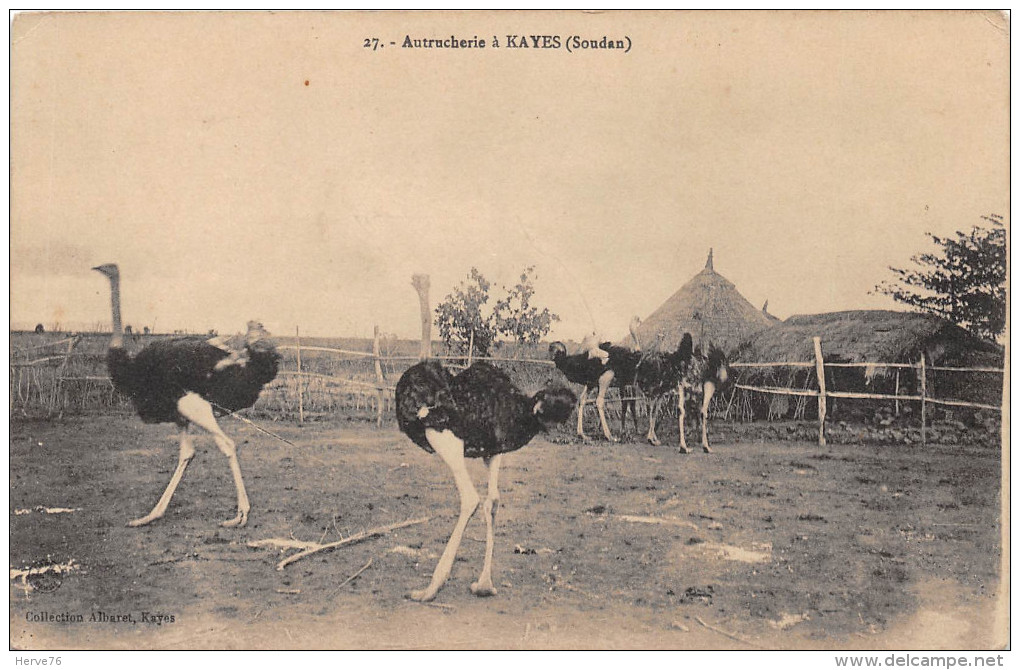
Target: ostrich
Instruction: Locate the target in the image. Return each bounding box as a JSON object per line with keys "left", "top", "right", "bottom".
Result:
{"left": 633, "top": 331, "right": 696, "bottom": 448}
{"left": 395, "top": 360, "right": 575, "bottom": 601}
{"left": 676, "top": 344, "right": 731, "bottom": 454}
{"left": 92, "top": 263, "right": 280, "bottom": 527}
{"left": 629, "top": 323, "right": 731, "bottom": 453}
{"left": 617, "top": 315, "right": 647, "bottom": 435}
{"left": 548, "top": 336, "right": 639, "bottom": 442}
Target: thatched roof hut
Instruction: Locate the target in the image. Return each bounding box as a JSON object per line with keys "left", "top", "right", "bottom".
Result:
{"left": 630, "top": 250, "right": 774, "bottom": 353}
{"left": 735, "top": 309, "right": 1003, "bottom": 369}
{"left": 735, "top": 310, "right": 1004, "bottom": 416}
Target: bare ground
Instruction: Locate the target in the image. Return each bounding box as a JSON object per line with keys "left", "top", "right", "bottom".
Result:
{"left": 9, "top": 415, "right": 1005, "bottom": 650}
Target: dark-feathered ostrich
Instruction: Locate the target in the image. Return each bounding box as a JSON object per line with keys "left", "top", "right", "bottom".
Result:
{"left": 93, "top": 264, "right": 280, "bottom": 527}
{"left": 630, "top": 321, "right": 731, "bottom": 453}
{"left": 633, "top": 330, "right": 696, "bottom": 447}
{"left": 676, "top": 344, "right": 731, "bottom": 454}
{"left": 395, "top": 360, "right": 575, "bottom": 601}
{"left": 548, "top": 334, "right": 640, "bottom": 442}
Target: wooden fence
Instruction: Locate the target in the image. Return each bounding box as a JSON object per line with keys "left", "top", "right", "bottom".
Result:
{"left": 731, "top": 336, "right": 1004, "bottom": 446}
{"left": 10, "top": 329, "right": 1003, "bottom": 442}
{"left": 275, "top": 326, "right": 556, "bottom": 427}
{"left": 10, "top": 278, "right": 1004, "bottom": 444}
{"left": 9, "top": 326, "right": 557, "bottom": 422}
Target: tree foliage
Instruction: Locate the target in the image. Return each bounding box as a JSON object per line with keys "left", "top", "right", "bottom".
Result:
{"left": 873, "top": 215, "right": 1006, "bottom": 340}
{"left": 493, "top": 267, "right": 560, "bottom": 347}
{"left": 435, "top": 266, "right": 560, "bottom": 356}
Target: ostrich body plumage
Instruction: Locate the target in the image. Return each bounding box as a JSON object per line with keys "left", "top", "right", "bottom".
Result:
{"left": 108, "top": 337, "right": 280, "bottom": 425}
{"left": 549, "top": 340, "right": 640, "bottom": 441}
{"left": 632, "top": 331, "right": 731, "bottom": 453}
{"left": 396, "top": 361, "right": 574, "bottom": 458}
{"left": 633, "top": 332, "right": 695, "bottom": 398}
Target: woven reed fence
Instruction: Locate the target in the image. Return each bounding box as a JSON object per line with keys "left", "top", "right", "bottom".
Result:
{"left": 10, "top": 275, "right": 1004, "bottom": 441}
{"left": 10, "top": 328, "right": 1003, "bottom": 441}
{"left": 730, "top": 336, "right": 1004, "bottom": 446}
{"left": 7, "top": 328, "right": 560, "bottom": 423}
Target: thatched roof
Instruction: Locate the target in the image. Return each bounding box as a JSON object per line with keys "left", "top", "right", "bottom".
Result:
{"left": 736, "top": 309, "right": 1003, "bottom": 367}
{"left": 630, "top": 250, "right": 774, "bottom": 353}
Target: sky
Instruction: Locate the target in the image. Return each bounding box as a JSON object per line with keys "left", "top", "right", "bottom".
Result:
{"left": 10, "top": 11, "right": 1010, "bottom": 341}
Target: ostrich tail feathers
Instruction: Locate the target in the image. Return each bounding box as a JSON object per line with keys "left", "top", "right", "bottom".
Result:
{"left": 246, "top": 346, "right": 282, "bottom": 386}
{"left": 706, "top": 346, "right": 731, "bottom": 387}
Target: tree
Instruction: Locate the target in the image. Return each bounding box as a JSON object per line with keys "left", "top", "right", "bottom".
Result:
{"left": 435, "top": 266, "right": 560, "bottom": 356}
{"left": 435, "top": 268, "right": 499, "bottom": 356}
{"left": 873, "top": 215, "right": 1006, "bottom": 340}
{"left": 493, "top": 266, "right": 560, "bottom": 349}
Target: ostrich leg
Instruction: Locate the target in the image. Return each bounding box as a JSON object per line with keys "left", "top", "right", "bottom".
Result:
{"left": 127, "top": 425, "right": 195, "bottom": 527}
{"left": 576, "top": 387, "right": 590, "bottom": 440}
{"left": 701, "top": 380, "right": 716, "bottom": 453}
{"left": 471, "top": 453, "right": 503, "bottom": 597}
{"left": 646, "top": 396, "right": 662, "bottom": 446}
{"left": 412, "top": 428, "right": 480, "bottom": 602}
{"left": 178, "top": 393, "right": 251, "bottom": 527}
{"left": 595, "top": 371, "right": 618, "bottom": 442}
{"left": 677, "top": 384, "right": 690, "bottom": 454}
{"left": 621, "top": 387, "right": 639, "bottom": 435}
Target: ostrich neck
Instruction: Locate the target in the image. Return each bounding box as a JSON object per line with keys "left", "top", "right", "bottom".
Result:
{"left": 108, "top": 276, "right": 124, "bottom": 348}
{"left": 629, "top": 323, "right": 641, "bottom": 351}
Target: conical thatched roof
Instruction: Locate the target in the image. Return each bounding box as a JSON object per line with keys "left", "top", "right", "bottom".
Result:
{"left": 631, "top": 250, "right": 773, "bottom": 353}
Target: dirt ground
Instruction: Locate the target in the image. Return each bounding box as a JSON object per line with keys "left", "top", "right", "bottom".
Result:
{"left": 9, "top": 414, "right": 1006, "bottom": 650}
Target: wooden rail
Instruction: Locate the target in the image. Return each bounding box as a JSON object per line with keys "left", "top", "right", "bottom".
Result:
{"left": 732, "top": 341, "right": 1003, "bottom": 446}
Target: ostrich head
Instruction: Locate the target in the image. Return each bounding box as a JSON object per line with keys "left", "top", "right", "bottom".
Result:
{"left": 548, "top": 341, "right": 567, "bottom": 359}
{"left": 92, "top": 263, "right": 120, "bottom": 281}
{"left": 531, "top": 386, "right": 576, "bottom": 427}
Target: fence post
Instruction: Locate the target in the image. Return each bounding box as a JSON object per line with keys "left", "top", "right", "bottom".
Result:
{"left": 894, "top": 368, "right": 900, "bottom": 416}
{"left": 296, "top": 326, "right": 304, "bottom": 425}
{"left": 467, "top": 329, "right": 474, "bottom": 366}
{"left": 813, "top": 336, "right": 826, "bottom": 446}
{"left": 48, "top": 335, "right": 79, "bottom": 417}
{"left": 920, "top": 353, "right": 927, "bottom": 447}
{"left": 412, "top": 274, "right": 432, "bottom": 360}
{"left": 373, "top": 325, "right": 384, "bottom": 428}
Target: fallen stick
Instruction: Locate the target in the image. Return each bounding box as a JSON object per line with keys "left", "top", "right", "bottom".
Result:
{"left": 614, "top": 514, "right": 699, "bottom": 530}
{"left": 425, "top": 602, "right": 456, "bottom": 611}
{"left": 273, "top": 516, "right": 430, "bottom": 570}
{"left": 330, "top": 558, "right": 373, "bottom": 596}
{"left": 694, "top": 616, "right": 767, "bottom": 649}
{"left": 247, "top": 538, "right": 322, "bottom": 551}
{"left": 9, "top": 559, "right": 79, "bottom": 582}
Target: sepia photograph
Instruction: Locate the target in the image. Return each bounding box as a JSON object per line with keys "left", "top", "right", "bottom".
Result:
{"left": 8, "top": 10, "right": 1009, "bottom": 655}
